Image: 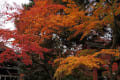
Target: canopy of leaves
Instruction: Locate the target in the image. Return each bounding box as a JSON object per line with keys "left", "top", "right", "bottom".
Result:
{"left": 1, "top": 0, "right": 120, "bottom": 80}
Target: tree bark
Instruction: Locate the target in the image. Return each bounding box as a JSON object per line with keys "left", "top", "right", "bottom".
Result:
{"left": 111, "top": 15, "right": 120, "bottom": 49}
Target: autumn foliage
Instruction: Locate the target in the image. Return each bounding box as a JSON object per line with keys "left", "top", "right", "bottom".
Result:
{"left": 1, "top": 0, "right": 120, "bottom": 80}
{"left": 15, "top": 0, "right": 65, "bottom": 43}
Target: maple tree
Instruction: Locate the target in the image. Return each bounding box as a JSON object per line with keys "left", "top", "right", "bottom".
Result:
{"left": 52, "top": 0, "right": 120, "bottom": 80}
{"left": 15, "top": 0, "right": 65, "bottom": 43}
{"left": 0, "top": 1, "right": 53, "bottom": 80}
{"left": 1, "top": 0, "right": 120, "bottom": 80}
{"left": 14, "top": 0, "right": 120, "bottom": 80}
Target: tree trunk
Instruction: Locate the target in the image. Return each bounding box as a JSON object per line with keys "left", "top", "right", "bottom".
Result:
{"left": 93, "top": 68, "right": 98, "bottom": 80}
{"left": 111, "top": 15, "right": 120, "bottom": 49}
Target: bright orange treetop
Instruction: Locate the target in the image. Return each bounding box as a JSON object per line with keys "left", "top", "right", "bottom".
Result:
{"left": 16, "top": 0, "right": 65, "bottom": 43}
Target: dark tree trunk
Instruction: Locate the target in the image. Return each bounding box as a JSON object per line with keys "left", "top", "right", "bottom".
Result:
{"left": 111, "top": 15, "right": 120, "bottom": 49}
